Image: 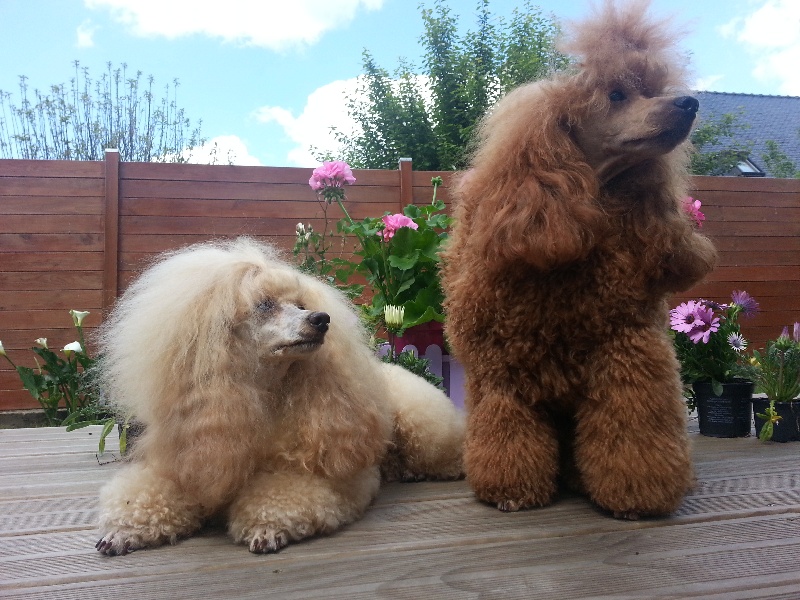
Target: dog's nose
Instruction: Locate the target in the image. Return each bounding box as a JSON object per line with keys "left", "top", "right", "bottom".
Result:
{"left": 307, "top": 311, "right": 330, "bottom": 333}
{"left": 674, "top": 96, "right": 699, "bottom": 114}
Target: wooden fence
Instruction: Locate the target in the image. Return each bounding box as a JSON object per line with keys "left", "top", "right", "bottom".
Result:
{"left": 1, "top": 152, "right": 798, "bottom": 410}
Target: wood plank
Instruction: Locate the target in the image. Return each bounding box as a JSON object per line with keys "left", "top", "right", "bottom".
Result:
{"left": 0, "top": 159, "right": 104, "bottom": 177}
{"left": 120, "top": 162, "right": 400, "bottom": 186}
{"left": 0, "top": 233, "right": 104, "bottom": 251}
{"left": 0, "top": 271, "right": 103, "bottom": 291}
{"left": 692, "top": 175, "right": 800, "bottom": 194}
{"left": 0, "top": 252, "right": 103, "bottom": 272}
{"left": 121, "top": 197, "right": 402, "bottom": 219}
{"left": 0, "top": 196, "right": 104, "bottom": 215}
{"left": 1, "top": 214, "right": 103, "bottom": 234}
{"left": 0, "top": 176, "right": 104, "bottom": 197}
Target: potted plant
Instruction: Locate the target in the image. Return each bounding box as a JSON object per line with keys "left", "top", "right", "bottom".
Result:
{"left": 670, "top": 291, "right": 758, "bottom": 437}
{"left": 303, "top": 162, "right": 451, "bottom": 348}
{"left": 743, "top": 324, "right": 800, "bottom": 442}
{"left": 0, "top": 309, "right": 136, "bottom": 454}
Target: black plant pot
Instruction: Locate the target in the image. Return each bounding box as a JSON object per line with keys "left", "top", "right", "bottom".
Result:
{"left": 693, "top": 379, "right": 754, "bottom": 438}
{"left": 753, "top": 398, "right": 800, "bottom": 442}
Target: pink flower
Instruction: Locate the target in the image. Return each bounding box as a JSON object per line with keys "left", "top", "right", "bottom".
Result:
{"left": 379, "top": 213, "right": 418, "bottom": 240}
{"left": 670, "top": 301, "right": 702, "bottom": 334}
{"left": 687, "top": 304, "right": 720, "bottom": 344}
{"left": 682, "top": 196, "right": 705, "bottom": 228}
{"left": 308, "top": 161, "right": 356, "bottom": 191}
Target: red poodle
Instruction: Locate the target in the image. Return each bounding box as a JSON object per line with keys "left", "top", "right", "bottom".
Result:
{"left": 442, "top": 0, "right": 717, "bottom": 518}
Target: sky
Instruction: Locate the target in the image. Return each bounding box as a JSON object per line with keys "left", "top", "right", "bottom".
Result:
{"left": 1, "top": 0, "right": 798, "bottom": 167}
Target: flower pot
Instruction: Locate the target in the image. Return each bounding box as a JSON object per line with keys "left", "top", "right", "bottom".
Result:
{"left": 393, "top": 321, "right": 447, "bottom": 355}
{"left": 753, "top": 398, "right": 800, "bottom": 442}
{"left": 693, "top": 379, "right": 754, "bottom": 438}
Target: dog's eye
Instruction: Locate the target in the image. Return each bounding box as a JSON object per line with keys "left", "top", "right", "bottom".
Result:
{"left": 297, "top": 304, "right": 306, "bottom": 311}
{"left": 257, "top": 299, "right": 275, "bottom": 313}
{"left": 609, "top": 90, "right": 627, "bottom": 102}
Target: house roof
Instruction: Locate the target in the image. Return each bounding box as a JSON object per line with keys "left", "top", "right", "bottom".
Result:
{"left": 693, "top": 91, "right": 800, "bottom": 177}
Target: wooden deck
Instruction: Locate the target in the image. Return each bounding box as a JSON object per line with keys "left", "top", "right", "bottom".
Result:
{"left": 1, "top": 423, "right": 800, "bottom": 599}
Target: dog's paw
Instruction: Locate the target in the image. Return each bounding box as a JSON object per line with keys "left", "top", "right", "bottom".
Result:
{"left": 95, "top": 531, "right": 146, "bottom": 556}
{"left": 612, "top": 510, "right": 641, "bottom": 521}
{"left": 246, "top": 528, "right": 292, "bottom": 554}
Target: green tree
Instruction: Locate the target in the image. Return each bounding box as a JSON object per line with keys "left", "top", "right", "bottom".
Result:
{"left": 762, "top": 139, "right": 800, "bottom": 178}
{"left": 334, "top": 0, "right": 568, "bottom": 170}
{"left": 0, "top": 61, "right": 205, "bottom": 162}
{"left": 690, "top": 112, "right": 753, "bottom": 176}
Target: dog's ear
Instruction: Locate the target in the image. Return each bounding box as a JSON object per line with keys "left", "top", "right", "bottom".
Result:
{"left": 456, "top": 86, "right": 606, "bottom": 271}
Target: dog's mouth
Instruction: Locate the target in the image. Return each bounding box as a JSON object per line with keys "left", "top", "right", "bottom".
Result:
{"left": 272, "top": 337, "right": 324, "bottom": 356}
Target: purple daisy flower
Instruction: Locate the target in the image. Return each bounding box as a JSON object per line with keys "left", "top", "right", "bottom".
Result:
{"left": 728, "top": 333, "right": 747, "bottom": 352}
{"left": 670, "top": 301, "right": 702, "bottom": 334}
{"left": 730, "top": 290, "right": 759, "bottom": 317}
{"left": 794, "top": 322, "right": 800, "bottom": 343}
{"left": 687, "top": 304, "right": 720, "bottom": 344}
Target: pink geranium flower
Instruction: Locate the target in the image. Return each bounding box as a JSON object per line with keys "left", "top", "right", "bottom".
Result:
{"left": 682, "top": 196, "right": 705, "bottom": 228}
{"left": 379, "top": 213, "right": 418, "bottom": 240}
{"left": 308, "top": 161, "right": 356, "bottom": 191}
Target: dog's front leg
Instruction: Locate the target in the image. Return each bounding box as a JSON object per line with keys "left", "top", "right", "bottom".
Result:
{"left": 96, "top": 463, "right": 206, "bottom": 555}
{"left": 464, "top": 381, "right": 560, "bottom": 512}
{"left": 227, "top": 467, "right": 380, "bottom": 553}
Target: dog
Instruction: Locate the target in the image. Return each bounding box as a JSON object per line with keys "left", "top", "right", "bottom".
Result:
{"left": 94, "top": 237, "right": 464, "bottom": 555}
{"left": 441, "top": 0, "right": 717, "bottom": 518}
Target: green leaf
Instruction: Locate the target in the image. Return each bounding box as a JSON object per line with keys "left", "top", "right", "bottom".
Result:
{"left": 99, "top": 418, "right": 116, "bottom": 454}
{"left": 387, "top": 251, "right": 420, "bottom": 271}
{"left": 758, "top": 421, "right": 774, "bottom": 441}
{"left": 711, "top": 379, "right": 723, "bottom": 397}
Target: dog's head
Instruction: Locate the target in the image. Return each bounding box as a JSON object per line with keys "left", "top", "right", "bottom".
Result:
{"left": 234, "top": 271, "right": 332, "bottom": 362}
{"left": 557, "top": 0, "right": 697, "bottom": 183}
{"left": 96, "top": 238, "right": 369, "bottom": 422}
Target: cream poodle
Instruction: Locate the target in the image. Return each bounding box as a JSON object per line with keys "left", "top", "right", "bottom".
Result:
{"left": 94, "top": 238, "right": 464, "bottom": 555}
{"left": 442, "top": 0, "right": 717, "bottom": 518}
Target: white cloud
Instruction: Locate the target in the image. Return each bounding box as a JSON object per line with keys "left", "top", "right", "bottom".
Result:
{"left": 184, "top": 135, "right": 262, "bottom": 165}
{"left": 255, "top": 74, "right": 432, "bottom": 167}
{"left": 721, "top": 0, "right": 800, "bottom": 95}
{"left": 76, "top": 20, "right": 97, "bottom": 47}
{"left": 693, "top": 74, "right": 724, "bottom": 91}
{"left": 254, "top": 78, "right": 360, "bottom": 167}
{"left": 84, "top": 0, "right": 384, "bottom": 51}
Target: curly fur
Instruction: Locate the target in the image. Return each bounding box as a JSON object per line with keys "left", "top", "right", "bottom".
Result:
{"left": 95, "top": 238, "right": 464, "bottom": 555}
{"left": 441, "top": 0, "right": 717, "bottom": 518}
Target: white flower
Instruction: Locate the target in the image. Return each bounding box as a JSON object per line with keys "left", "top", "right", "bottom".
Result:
{"left": 384, "top": 305, "right": 405, "bottom": 329}
{"left": 296, "top": 222, "right": 305, "bottom": 235}
{"left": 63, "top": 341, "right": 83, "bottom": 355}
{"left": 35, "top": 338, "right": 48, "bottom": 348}
{"left": 70, "top": 310, "right": 90, "bottom": 327}
{"left": 0, "top": 340, "right": 6, "bottom": 357}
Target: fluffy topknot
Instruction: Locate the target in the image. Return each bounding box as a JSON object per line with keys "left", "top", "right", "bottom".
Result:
{"left": 559, "top": 0, "right": 689, "bottom": 94}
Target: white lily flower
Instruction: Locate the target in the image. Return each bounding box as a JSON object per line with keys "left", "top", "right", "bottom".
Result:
{"left": 296, "top": 222, "right": 305, "bottom": 235}
{"left": 70, "top": 310, "right": 90, "bottom": 327}
{"left": 63, "top": 341, "right": 83, "bottom": 355}
{"left": 35, "top": 338, "right": 48, "bottom": 348}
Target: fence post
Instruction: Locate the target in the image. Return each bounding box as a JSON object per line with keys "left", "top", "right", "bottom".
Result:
{"left": 102, "top": 149, "right": 120, "bottom": 313}
{"left": 398, "top": 157, "right": 413, "bottom": 210}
